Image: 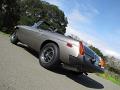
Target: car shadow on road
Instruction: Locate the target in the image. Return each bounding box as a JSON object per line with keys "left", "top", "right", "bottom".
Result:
{"left": 17, "top": 43, "right": 104, "bottom": 89}
{"left": 50, "top": 67, "right": 104, "bottom": 89}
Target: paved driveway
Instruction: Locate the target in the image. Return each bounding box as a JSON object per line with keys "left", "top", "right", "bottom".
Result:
{"left": 0, "top": 33, "right": 120, "bottom": 90}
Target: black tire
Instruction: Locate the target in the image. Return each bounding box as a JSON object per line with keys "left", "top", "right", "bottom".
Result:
{"left": 39, "top": 43, "right": 60, "bottom": 69}
{"left": 10, "top": 32, "right": 19, "bottom": 44}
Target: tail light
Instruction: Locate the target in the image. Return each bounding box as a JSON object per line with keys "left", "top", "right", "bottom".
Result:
{"left": 79, "top": 41, "right": 85, "bottom": 55}
{"left": 67, "top": 42, "right": 73, "bottom": 48}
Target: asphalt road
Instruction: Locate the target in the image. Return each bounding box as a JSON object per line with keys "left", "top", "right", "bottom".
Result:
{"left": 0, "top": 33, "right": 120, "bottom": 90}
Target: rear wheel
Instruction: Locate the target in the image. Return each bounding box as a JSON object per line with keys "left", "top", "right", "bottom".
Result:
{"left": 39, "top": 43, "right": 60, "bottom": 69}
{"left": 10, "top": 32, "right": 19, "bottom": 44}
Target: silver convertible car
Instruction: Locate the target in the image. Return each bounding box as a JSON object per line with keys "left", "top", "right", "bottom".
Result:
{"left": 10, "top": 21, "right": 104, "bottom": 75}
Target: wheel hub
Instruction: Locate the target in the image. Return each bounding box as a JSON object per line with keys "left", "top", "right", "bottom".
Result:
{"left": 40, "top": 47, "right": 55, "bottom": 63}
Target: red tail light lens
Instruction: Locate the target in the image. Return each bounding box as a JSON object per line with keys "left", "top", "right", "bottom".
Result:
{"left": 67, "top": 42, "right": 73, "bottom": 48}
{"left": 79, "top": 41, "right": 85, "bottom": 55}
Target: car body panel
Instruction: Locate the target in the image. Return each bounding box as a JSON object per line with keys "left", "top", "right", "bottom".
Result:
{"left": 17, "top": 25, "right": 79, "bottom": 64}
{"left": 15, "top": 25, "right": 104, "bottom": 73}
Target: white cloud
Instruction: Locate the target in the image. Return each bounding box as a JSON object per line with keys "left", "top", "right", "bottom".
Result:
{"left": 104, "top": 49, "right": 120, "bottom": 59}
{"left": 68, "top": 9, "right": 89, "bottom": 24}
{"left": 66, "top": 26, "right": 93, "bottom": 43}
{"left": 77, "top": 2, "right": 100, "bottom": 18}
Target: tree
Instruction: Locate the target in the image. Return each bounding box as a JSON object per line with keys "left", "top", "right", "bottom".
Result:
{"left": 0, "top": 0, "right": 3, "bottom": 30}
{"left": 0, "top": 0, "right": 20, "bottom": 33}
{"left": 89, "top": 45, "right": 104, "bottom": 58}
{"left": 19, "top": 0, "right": 68, "bottom": 34}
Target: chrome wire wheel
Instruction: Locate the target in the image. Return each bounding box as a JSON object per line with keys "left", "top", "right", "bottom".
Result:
{"left": 39, "top": 43, "right": 60, "bottom": 69}
{"left": 40, "top": 47, "right": 55, "bottom": 63}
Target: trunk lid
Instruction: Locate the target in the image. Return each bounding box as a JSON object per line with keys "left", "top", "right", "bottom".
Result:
{"left": 84, "top": 45, "right": 100, "bottom": 66}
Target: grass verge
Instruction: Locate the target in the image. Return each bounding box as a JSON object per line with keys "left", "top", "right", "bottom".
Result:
{"left": 0, "top": 31, "right": 9, "bottom": 36}
{"left": 96, "top": 72, "right": 120, "bottom": 86}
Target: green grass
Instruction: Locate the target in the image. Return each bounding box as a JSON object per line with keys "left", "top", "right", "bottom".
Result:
{"left": 0, "top": 31, "right": 9, "bottom": 36}
{"left": 97, "top": 73, "right": 120, "bottom": 86}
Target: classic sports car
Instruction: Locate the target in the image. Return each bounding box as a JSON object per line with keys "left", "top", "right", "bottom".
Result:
{"left": 10, "top": 21, "right": 104, "bottom": 75}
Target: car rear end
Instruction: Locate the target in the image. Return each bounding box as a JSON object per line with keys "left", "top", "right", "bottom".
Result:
{"left": 69, "top": 41, "right": 104, "bottom": 73}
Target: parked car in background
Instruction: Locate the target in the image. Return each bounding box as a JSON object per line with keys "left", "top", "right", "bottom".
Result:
{"left": 10, "top": 21, "right": 104, "bottom": 75}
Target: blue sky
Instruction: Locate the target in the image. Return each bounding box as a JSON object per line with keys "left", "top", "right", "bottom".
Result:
{"left": 44, "top": 0, "right": 120, "bottom": 59}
